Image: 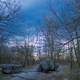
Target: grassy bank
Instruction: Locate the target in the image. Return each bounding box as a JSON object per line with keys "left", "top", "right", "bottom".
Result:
{"left": 0, "top": 72, "right": 4, "bottom": 80}
{"left": 64, "top": 64, "right": 80, "bottom": 80}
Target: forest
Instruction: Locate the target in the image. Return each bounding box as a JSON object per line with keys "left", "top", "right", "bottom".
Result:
{"left": 0, "top": 0, "right": 80, "bottom": 80}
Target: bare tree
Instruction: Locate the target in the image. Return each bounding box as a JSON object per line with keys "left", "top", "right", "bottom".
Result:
{"left": 50, "top": 0, "right": 80, "bottom": 66}
{"left": 42, "top": 16, "right": 60, "bottom": 65}
{"left": 23, "top": 41, "right": 34, "bottom": 67}
{"left": 0, "top": 0, "right": 20, "bottom": 22}
{"left": 0, "top": 0, "right": 21, "bottom": 64}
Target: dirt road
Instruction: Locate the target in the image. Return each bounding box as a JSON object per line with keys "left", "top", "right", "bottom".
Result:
{"left": 11, "top": 65, "right": 69, "bottom": 80}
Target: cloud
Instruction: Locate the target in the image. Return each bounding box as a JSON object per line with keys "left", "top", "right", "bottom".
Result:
{"left": 22, "top": 0, "right": 39, "bottom": 8}
{"left": 22, "top": 0, "right": 49, "bottom": 9}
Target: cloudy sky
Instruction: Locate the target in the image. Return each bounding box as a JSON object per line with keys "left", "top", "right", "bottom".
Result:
{"left": 6, "top": 0, "right": 50, "bottom": 47}
{"left": 17, "top": 0, "right": 77, "bottom": 32}
{"left": 2, "top": 0, "right": 79, "bottom": 36}
{"left": 7, "top": 0, "right": 80, "bottom": 47}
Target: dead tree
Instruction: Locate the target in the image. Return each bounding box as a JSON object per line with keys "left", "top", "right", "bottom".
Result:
{"left": 0, "top": 0, "right": 21, "bottom": 64}
{"left": 42, "top": 16, "right": 58, "bottom": 64}
{"left": 50, "top": 0, "right": 80, "bottom": 66}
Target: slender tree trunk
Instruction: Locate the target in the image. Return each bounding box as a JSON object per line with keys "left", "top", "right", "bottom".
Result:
{"left": 68, "top": 42, "right": 73, "bottom": 69}
{"left": 70, "top": 47, "right": 73, "bottom": 69}
{"left": 75, "top": 30, "right": 80, "bottom": 66}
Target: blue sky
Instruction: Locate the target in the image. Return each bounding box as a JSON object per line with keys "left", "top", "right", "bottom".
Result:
{"left": 4, "top": 0, "right": 80, "bottom": 43}
{"left": 4, "top": 0, "right": 80, "bottom": 48}
{"left": 17, "top": 0, "right": 77, "bottom": 32}
{"left": 2, "top": 0, "right": 79, "bottom": 35}
{"left": 20, "top": 0, "right": 76, "bottom": 35}
{"left": 6, "top": 0, "right": 51, "bottom": 46}
{"left": 21, "top": 0, "right": 50, "bottom": 26}
{"left": 6, "top": 0, "right": 50, "bottom": 36}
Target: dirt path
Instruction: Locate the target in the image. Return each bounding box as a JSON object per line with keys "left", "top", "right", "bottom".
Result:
{"left": 10, "top": 65, "right": 69, "bottom": 80}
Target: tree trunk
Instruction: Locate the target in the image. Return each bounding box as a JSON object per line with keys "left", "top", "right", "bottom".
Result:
{"left": 75, "top": 30, "right": 80, "bottom": 66}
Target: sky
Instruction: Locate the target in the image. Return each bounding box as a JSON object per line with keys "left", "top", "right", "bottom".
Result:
{"left": 5, "top": 0, "right": 50, "bottom": 36}
{"left": 20, "top": 1, "right": 77, "bottom": 34}
{"left": 1, "top": 0, "right": 80, "bottom": 37}
{"left": 21, "top": 0, "right": 50, "bottom": 26}
{"left": 8, "top": 0, "right": 50, "bottom": 45}
{"left": 1, "top": 0, "right": 77, "bottom": 35}
{"left": 5, "top": 0, "right": 80, "bottom": 47}
{"left": 16, "top": 0, "right": 78, "bottom": 34}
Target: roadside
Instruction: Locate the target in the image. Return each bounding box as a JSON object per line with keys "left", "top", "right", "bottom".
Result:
{"left": 0, "top": 65, "right": 38, "bottom": 80}
{"left": 11, "top": 64, "right": 69, "bottom": 80}
{"left": 1, "top": 64, "right": 80, "bottom": 80}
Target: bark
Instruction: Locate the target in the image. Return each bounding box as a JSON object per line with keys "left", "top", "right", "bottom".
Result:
{"left": 75, "top": 30, "right": 80, "bottom": 66}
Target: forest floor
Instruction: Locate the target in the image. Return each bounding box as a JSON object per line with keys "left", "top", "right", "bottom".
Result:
{"left": 11, "top": 64, "right": 69, "bottom": 80}
{"left": 1, "top": 64, "right": 80, "bottom": 80}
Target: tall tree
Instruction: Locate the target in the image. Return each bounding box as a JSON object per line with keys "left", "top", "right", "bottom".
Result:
{"left": 50, "top": 0, "right": 80, "bottom": 66}
{"left": 42, "top": 16, "right": 58, "bottom": 63}
{"left": 0, "top": 0, "right": 21, "bottom": 64}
